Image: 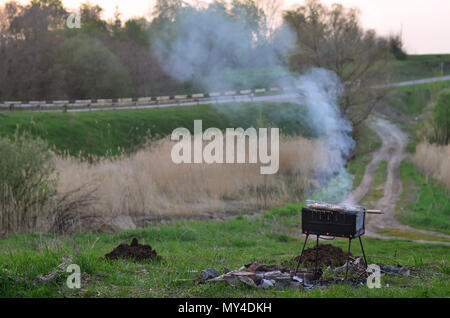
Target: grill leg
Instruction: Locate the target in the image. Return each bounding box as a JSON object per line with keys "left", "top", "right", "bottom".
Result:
{"left": 345, "top": 238, "right": 352, "bottom": 280}
{"left": 314, "top": 235, "right": 319, "bottom": 276}
{"left": 295, "top": 234, "right": 309, "bottom": 274}
{"left": 358, "top": 236, "right": 368, "bottom": 268}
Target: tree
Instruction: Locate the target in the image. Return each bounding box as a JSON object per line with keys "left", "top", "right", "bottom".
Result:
{"left": 152, "top": 0, "right": 184, "bottom": 22}
{"left": 51, "top": 35, "right": 132, "bottom": 99}
{"left": 115, "top": 18, "right": 150, "bottom": 47}
{"left": 0, "top": 1, "right": 66, "bottom": 101}
{"left": 229, "top": 0, "right": 266, "bottom": 41}
{"left": 77, "top": 2, "right": 108, "bottom": 35}
{"left": 283, "top": 0, "right": 394, "bottom": 126}
{"left": 432, "top": 90, "right": 450, "bottom": 145}
{"left": 10, "top": 0, "right": 66, "bottom": 41}
{"left": 388, "top": 33, "right": 407, "bottom": 60}
{"left": 255, "top": 0, "right": 284, "bottom": 40}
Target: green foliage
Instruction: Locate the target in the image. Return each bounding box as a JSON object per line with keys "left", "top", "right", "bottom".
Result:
{"left": 263, "top": 203, "right": 302, "bottom": 219}
{"left": 0, "top": 102, "right": 313, "bottom": 157}
{"left": 388, "top": 34, "right": 407, "bottom": 60}
{"left": 283, "top": 0, "right": 393, "bottom": 126}
{"left": 0, "top": 134, "right": 56, "bottom": 233}
{"left": 78, "top": 2, "right": 108, "bottom": 35}
{"left": 377, "top": 228, "right": 450, "bottom": 243}
{"left": 0, "top": 133, "right": 56, "bottom": 202}
{"left": 116, "top": 19, "right": 150, "bottom": 46}
{"left": 432, "top": 89, "right": 450, "bottom": 145}
{"left": 392, "top": 54, "right": 450, "bottom": 81}
{"left": 388, "top": 81, "right": 450, "bottom": 152}
{"left": 391, "top": 84, "right": 433, "bottom": 117}
{"left": 51, "top": 35, "right": 132, "bottom": 99}
{"left": 0, "top": 213, "right": 449, "bottom": 297}
{"left": 398, "top": 160, "right": 450, "bottom": 234}
{"left": 347, "top": 122, "right": 382, "bottom": 188}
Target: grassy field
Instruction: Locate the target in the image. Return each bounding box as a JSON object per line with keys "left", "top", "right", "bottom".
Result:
{"left": 347, "top": 122, "right": 382, "bottom": 189}
{"left": 0, "top": 102, "right": 312, "bottom": 157}
{"left": 378, "top": 228, "right": 450, "bottom": 243}
{"left": 0, "top": 55, "right": 448, "bottom": 158}
{"left": 387, "top": 78, "right": 450, "bottom": 152}
{"left": 392, "top": 54, "right": 450, "bottom": 81}
{"left": 346, "top": 125, "right": 450, "bottom": 239}
{"left": 2, "top": 55, "right": 450, "bottom": 299}
{"left": 208, "top": 54, "right": 450, "bottom": 87}
{"left": 397, "top": 160, "right": 450, "bottom": 235}
{"left": 361, "top": 161, "right": 388, "bottom": 208}
{"left": 1, "top": 206, "right": 449, "bottom": 298}
{"left": 374, "top": 81, "right": 450, "bottom": 236}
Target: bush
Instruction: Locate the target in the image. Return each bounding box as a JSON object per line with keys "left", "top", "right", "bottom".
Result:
{"left": 51, "top": 35, "right": 132, "bottom": 99}
{"left": 432, "top": 90, "right": 450, "bottom": 145}
{"left": 0, "top": 134, "right": 56, "bottom": 234}
{"left": 389, "top": 34, "right": 407, "bottom": 60}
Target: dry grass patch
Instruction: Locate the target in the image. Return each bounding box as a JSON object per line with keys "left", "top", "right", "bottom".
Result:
{"left": 56, "top": 136, "right": 331, "bottom": 221}
{"left": 413, "top": 142, "right": 450, "bottom": 189}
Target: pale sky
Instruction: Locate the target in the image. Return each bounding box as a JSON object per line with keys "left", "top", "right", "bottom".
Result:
{"left": 6, "top": 0, "right": 450, "bottom": 54}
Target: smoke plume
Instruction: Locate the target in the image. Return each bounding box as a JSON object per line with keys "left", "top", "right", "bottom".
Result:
{"left": 152, "top": 4, "right": 355, "bottom": 202}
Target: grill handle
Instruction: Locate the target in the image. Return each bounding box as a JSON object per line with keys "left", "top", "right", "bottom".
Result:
{"left": 365, "top": 209, "right": 383, "bottom": 214}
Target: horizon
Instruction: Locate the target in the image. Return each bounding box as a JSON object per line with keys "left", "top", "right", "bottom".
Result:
{"left": 4, "top": 0, "right": 450, "bottom": 54}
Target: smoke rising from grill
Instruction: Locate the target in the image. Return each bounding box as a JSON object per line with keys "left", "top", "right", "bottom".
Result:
{"left": 293, "top": 69, "right": 355, "bottom": 203}
{"left": 152, "top": 5, "right": 355, "bottom": 202}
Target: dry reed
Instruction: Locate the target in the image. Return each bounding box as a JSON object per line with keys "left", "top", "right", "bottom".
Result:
{"left": 55, "top": 136, "right": 331, "bottom": 220}
{"left": 413, "top": 142, "right": 450, "bottom": 189}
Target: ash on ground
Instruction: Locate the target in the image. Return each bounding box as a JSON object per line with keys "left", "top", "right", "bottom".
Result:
{"left": 105, "top": 238, "right": 161, "bottom": 262}
{"left": 200, "top": 244, "right": 411, "bottom": 290}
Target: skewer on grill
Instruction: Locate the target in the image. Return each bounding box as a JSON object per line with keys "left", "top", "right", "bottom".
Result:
{"left": 306, "top": 203, "right": 384, "bottom": 214}
{"left": 364, "top": 209, "right": 383, "bottom": 214}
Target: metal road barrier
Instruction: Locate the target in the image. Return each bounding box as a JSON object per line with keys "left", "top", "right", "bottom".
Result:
{"left": 0, "top": 87, "right": 289, "bottom": 113}
{"left": 2, "top": 75, "right": 450, "bottom": 113}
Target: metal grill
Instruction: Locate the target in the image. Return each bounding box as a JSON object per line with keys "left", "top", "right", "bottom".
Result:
{"left": 301, "top": 207, "right": 365, "bottom": 238}
{"left": 295, "top": 202, "right": 383, "bottom": 279}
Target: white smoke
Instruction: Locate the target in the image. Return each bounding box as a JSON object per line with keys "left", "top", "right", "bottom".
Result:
{"left": 294, "top": 69, "right": 355, "bottom": 203}
{"left": 152, "top": 4, "right": 355, "bottom": 202}
{"left": 295, "top": 69, "right": 354, "bottom": 174}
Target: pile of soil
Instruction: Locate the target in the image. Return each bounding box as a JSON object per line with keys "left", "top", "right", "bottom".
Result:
{"left": 294, "top": 244, "right": 350, "bottom": 268}
{"left": 105, "top": 238, "right": 161, "bottom": 262}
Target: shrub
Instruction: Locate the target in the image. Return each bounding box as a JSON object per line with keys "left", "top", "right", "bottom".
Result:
{"left": 0, "top": 134, "right": 56, "bottom": 234}
{"left": 432, "top": 90, "right": 450, "bottom": 145}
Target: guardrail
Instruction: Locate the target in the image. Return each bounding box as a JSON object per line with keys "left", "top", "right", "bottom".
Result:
{"left": 4, "top": 75, "right": 449, "bottom": 112}
{"left": 0, "top": 87, "right": 295, "bottom": 112}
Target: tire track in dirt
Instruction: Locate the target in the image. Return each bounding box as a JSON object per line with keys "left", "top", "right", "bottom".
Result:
{"left": 344, "top": 115, "right": 450, "bottom": 245}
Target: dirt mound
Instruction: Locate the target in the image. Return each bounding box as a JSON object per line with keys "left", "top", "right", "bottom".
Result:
{"left": 105, "top": 238, "right": 161, "bottom": 262}
{"left": 294, "top": 244, "right": 350, "bottom": 268}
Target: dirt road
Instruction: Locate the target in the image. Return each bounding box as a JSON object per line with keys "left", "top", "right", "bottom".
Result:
{"left": 344, "top": 115, "right": 450, "bottom": 244}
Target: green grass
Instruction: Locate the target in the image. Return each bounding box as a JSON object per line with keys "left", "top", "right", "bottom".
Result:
{"left": 388, "top": 80, "right": 450, "bottom": 153}
{"left": 361, "top": 161, "right": 388, "bottom": 208}
{"left": 202, "top": 66, "right": 290, "bottom": 91}
{"left": 347, "top": 122, "right": 382, "bottom": 189}
{"left": 393, "top": 54, "right": 450, "bottom": 81}
{"left": 397, "top": 159, "right": 450, "bottom": 235}
{"left": 0, "top": 207, "right": 449, "bottom": 298}
{"left": 390, "top": 80, "right": 450, "bottom": 117}
{"left": 376, "top": 78, "right": 450, "bottom": 236}
{"left": 377, "top": 228, "right": 450, "bottom": 243}
{"left": 0, "top": 102, "right": 313, "bottom": 157}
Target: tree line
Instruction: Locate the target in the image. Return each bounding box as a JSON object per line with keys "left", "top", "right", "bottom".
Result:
{"left": 0, "top": 0, "right": 405, "bottom": 126}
